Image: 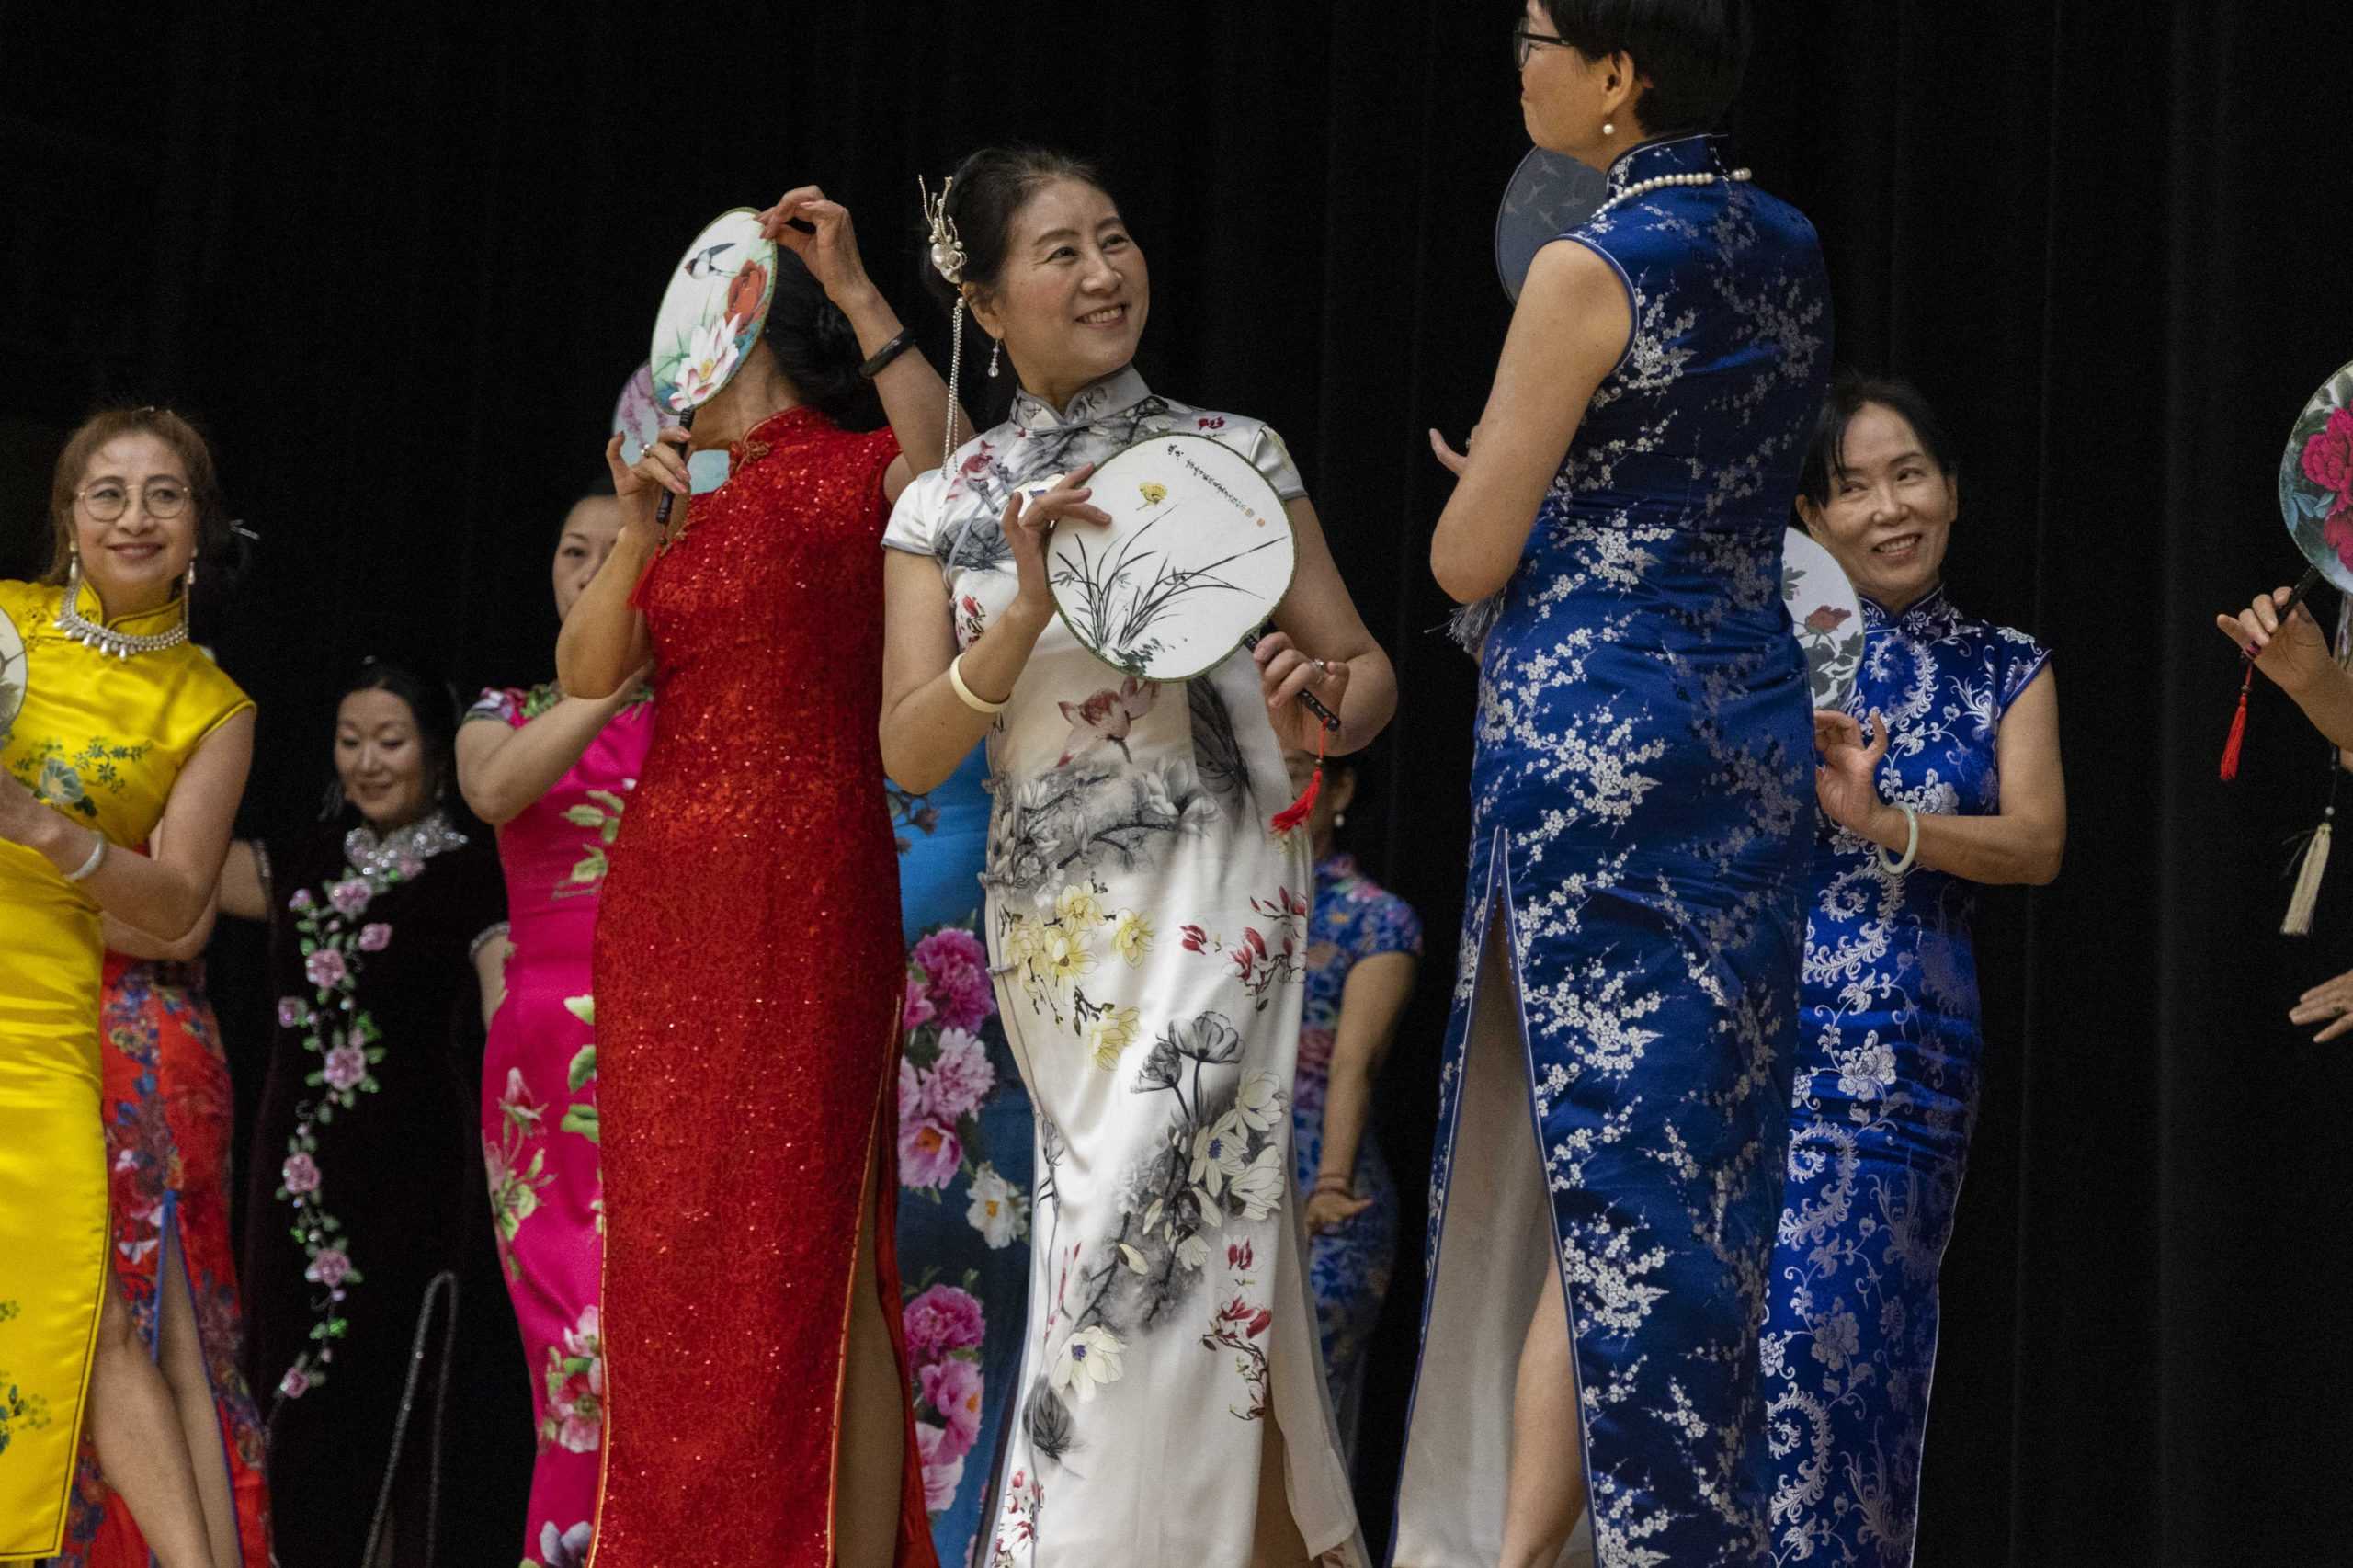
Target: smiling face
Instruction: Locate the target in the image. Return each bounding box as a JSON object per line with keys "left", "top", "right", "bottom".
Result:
{"left": 72, "top": 433, "right": 199, "bottom": 616}
{"left": 552, "top": 496, "right": 623, "bottom": 622}
{"left": 969, "top": 177, "right": 1149, "bottom": 406}
{"left": 1799, "top": 402, "right": 1959, "bottom": 615}
{"left": 335, "top": 687, "right": 435, "bottom": 830}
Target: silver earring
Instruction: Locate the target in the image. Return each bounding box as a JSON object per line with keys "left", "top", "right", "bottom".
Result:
{"left": 988, "top": 338, "right": 1003, "bottom": 379}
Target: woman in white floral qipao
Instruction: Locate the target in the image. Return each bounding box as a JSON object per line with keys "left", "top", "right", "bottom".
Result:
{"left": 879, "top": 147, "right": 1395, "bottom": 1568}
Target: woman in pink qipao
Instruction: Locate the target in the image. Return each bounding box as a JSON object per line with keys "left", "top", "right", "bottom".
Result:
{"left": 456, "top": 486, "right": 653, "bottom": 1568}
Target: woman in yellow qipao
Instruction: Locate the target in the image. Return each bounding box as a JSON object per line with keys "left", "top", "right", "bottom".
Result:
{"left": 0, "top": 408, "right": 256, "bottom": 1568}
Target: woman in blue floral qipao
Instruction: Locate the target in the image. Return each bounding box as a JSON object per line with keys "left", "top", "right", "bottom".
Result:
{"left": 1761, "top": 375, "right": 2065, "bottom": 1568}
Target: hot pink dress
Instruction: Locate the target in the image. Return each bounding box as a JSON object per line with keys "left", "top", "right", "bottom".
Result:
{"left": 466, "top": 683, "right": 654, "bottom": 1568}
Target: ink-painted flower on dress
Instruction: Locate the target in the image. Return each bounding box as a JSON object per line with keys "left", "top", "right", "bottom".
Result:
{"left": 1227, "top": 1143, "right": 1287, "bottom": 1221}
{"left": 903, "top": 1283, "right": 986, "bottom": 1363}
{"left": 1230, "top": 1071, "right": 1284, "bottom": 1132}
{"left": 926, "top": 1028, "right": 995, "bottom": 1119}
{"left": 357, "top": 922, "right": 392, "bottom": 952}
{"left": 323, "top": 1044, "right": 368, "bottom": 1092}
{"left": 1050, "top": 1324, "right": 1125, "bottom": 1401}
{"left": 1086, "top": 1005, "right": 1141, "bottom": 1071}
{"left": 1055, "top": 882, "right": 1105, "bottom": 927}
{"left": 900, "top": 1116, "right": 963, "bottom": 1190}
{"left": 1039, "top": 926, "right": 1097, "bottom": 997}
{"left": 1189, "top": 1119, "right": 1250, "bottom": 1197}
{"left": 1054, "top": 676, "right": 1157, "bottom": 766}
{"left": 303, "top": 948, "right": 347, "bottom": 990}
{"left": 1112, "top": 909, "right": 1154, "bottom": 965}
{"left": 966, "top": 1162, "right": 1030, "bottom": 1248}
{"left": 281, "top": 1153, "right": 321, "bottom": 1195}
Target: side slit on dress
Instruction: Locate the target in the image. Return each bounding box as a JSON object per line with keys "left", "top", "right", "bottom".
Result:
{"left": 1392, "top": 842, "right": 1595, "bottom": 1567}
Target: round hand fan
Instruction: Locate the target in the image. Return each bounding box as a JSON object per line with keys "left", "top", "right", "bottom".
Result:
{"left": 0, "top": 602, "right": 25, "bottom": 744}
{"left": 2280, "top": 357, "right": 2353, "bottom": 592}
{"left": 1783, "top": 528, "right": 1864, "bottom": 710}
{"left": 1495, "top": 145, "right": 1608, "bottom": 303}
{"left": 645, "top": 209, "right": 777, "bottom": 524}
{"left": 611, "top": 364, "right": 731, "bottom": 494}
{"left": 650, "top": 209, "right": 778, "bottom": 416}
{"left": 1044, "top": 434, "right": 1297, "bottom": 683}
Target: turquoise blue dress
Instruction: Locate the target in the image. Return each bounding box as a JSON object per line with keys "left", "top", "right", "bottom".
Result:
{"left": 892, "top": 746, "right": 1034, "bottom": 1568}
{"left": 1761, "top": 587, "right": 2049, "bottom": 1567}
{"left": 1294, "top": 854, "right": 1419, "bottom": 1462}
{"left": 1394, "top": 132, "right": 1834, "bottom": 1567}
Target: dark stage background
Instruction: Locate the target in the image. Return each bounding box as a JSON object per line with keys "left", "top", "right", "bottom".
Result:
{"left": 7, "top": 5, "right": 2350, "bottom": 1562}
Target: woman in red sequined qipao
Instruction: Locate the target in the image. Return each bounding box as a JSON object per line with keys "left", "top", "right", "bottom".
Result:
{"left": 558, "top": 188, "right": 961, "bottom": 1568}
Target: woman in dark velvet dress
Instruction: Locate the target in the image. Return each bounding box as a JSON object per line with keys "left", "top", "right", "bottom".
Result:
{"left": 220, "top": 660, "right": 530, "bottom": 1567}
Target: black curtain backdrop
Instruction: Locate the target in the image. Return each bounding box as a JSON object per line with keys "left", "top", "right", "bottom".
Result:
{"left": 6, "top": 6, "right": 2349, "bottom": 1562}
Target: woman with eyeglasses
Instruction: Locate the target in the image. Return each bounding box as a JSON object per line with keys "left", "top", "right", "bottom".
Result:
{"left": 0, "top": 407, "right": 256, "bottom": 1568}
{"left": 1394, "top": 4, "right": 1831, "bottom": 1565}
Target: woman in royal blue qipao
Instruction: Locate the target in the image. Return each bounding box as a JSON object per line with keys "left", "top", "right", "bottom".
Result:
{"left": 1762, "top": 377, "right": 2063, "bottom": 1567}
{"left": 1392, "top": 5, "right": 1831, "bottom": 1565}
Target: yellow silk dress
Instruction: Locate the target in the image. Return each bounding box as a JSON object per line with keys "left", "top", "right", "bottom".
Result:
{"left": 0, "top": 576, "right": 251, "bottom": 1561}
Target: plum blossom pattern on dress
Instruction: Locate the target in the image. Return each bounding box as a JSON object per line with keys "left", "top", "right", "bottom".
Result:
{"left": 1762, "top": 587, "right": 2047, "bottom": 1567}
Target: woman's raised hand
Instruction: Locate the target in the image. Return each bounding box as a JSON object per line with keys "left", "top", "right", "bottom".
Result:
{"left": 1813, "top": 709, "right": 1893, "bottom": 837}
{"left": 603, "top": 429, "right": 690, "bottom": 538}
{"left": 1000, "top": 464, "right": 1108, "bottom": 618}
{"left": 758, "top": 185, "right": 870, "bottom": 303}
{"left": 2217, "top": 585, "right": 2333, "bottom": 693}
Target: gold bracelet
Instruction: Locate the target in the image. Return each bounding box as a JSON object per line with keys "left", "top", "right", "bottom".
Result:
{"left": 948, "top": 654, "right": 1009, "bottom": 715}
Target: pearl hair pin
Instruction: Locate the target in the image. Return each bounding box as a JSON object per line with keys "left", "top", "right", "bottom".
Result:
{"left": 1591, "top": 166, "right": 1754, "bottom": 221}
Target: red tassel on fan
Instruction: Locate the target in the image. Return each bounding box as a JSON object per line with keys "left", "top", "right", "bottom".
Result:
{"left": 2220, "top": 666, "right": 2252, "bottom": 782}
{"left": 1271, "top": 724, "right": 1328, "bottom": 835}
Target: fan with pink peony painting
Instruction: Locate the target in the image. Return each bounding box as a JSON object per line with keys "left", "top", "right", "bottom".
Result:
{"left": 2282, "top": 358, "right": 2353, "bottom": 592}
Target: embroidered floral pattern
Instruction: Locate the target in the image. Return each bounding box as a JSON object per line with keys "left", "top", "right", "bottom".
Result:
{"left": 269, "top": 812, "right": 466, "bottom": 1400}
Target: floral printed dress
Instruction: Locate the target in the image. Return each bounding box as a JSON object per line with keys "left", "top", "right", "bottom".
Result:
{"left": 466, "top": 683, "right": 653, "bottom": 1568}
{"left": 884, "top": 368, "right": 1363, "bottom": 1568}
{"left": 1393, "top": 133, "right": 1832, "bottom": 1568}
{"left": 1761, "top": 589, "right": 2048, "bottom": 1567}
{"left": 892, "top": 745, "right": 1036, "bottom": 1567}
{"left": 54, "top": 958, "right": 272, "bottom": 1568}
{"left": 241, "top": 812, "right": 533, "bottom": 1568}
{"left": 1292, "top": 853, "right": 1419, "bottom": 1462}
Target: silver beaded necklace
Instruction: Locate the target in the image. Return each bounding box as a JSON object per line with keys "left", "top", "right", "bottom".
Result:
{"left": 52, "top": 556, "right": 191, "bottom": 660}
{"left": 1590, "top": 165, "right": 1754, "bottom": 221}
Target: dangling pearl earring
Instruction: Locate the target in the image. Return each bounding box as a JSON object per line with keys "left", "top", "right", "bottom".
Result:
{"left": 988, "top": 337, "right": 1003, "bottom": 379}
{"left": 1334, "top": 812, "right": 1347, "bottom": 828}
{"left": 1602, "top": 120, "right": 1616, "bottom": 137}
{"left": 181, "top": 559, "right": 196, "bottom": 638}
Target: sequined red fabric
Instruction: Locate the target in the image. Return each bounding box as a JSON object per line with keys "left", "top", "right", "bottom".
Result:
{"left": 591, "top": 407, "right": 932, "bottom": 1567}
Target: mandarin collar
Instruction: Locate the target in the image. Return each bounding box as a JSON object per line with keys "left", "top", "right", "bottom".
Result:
{"left": 1861, "top": 581, "right": 1952, "bottom": 632}
{"left": 1603, "top": 131, "right": 1731, "bottom": 194}
{"left": 1315, "top": 850, "right": 1358, "bottom": 882}
{"left": 1010, "top": 366, "right": 1153, "bottom": 435}
{"left": 731, "top": 403, "right": 830, "bottom": 464}
{"left": 69, "top": 574, "right": 184, "bottom": 636}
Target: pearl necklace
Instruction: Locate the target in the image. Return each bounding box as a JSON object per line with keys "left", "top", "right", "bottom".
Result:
{"left": 53, "top": 563, "right": 189, "bottom": 660}
{"left": 1591, "top": 166, "right": 1753, "bottom": 220}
